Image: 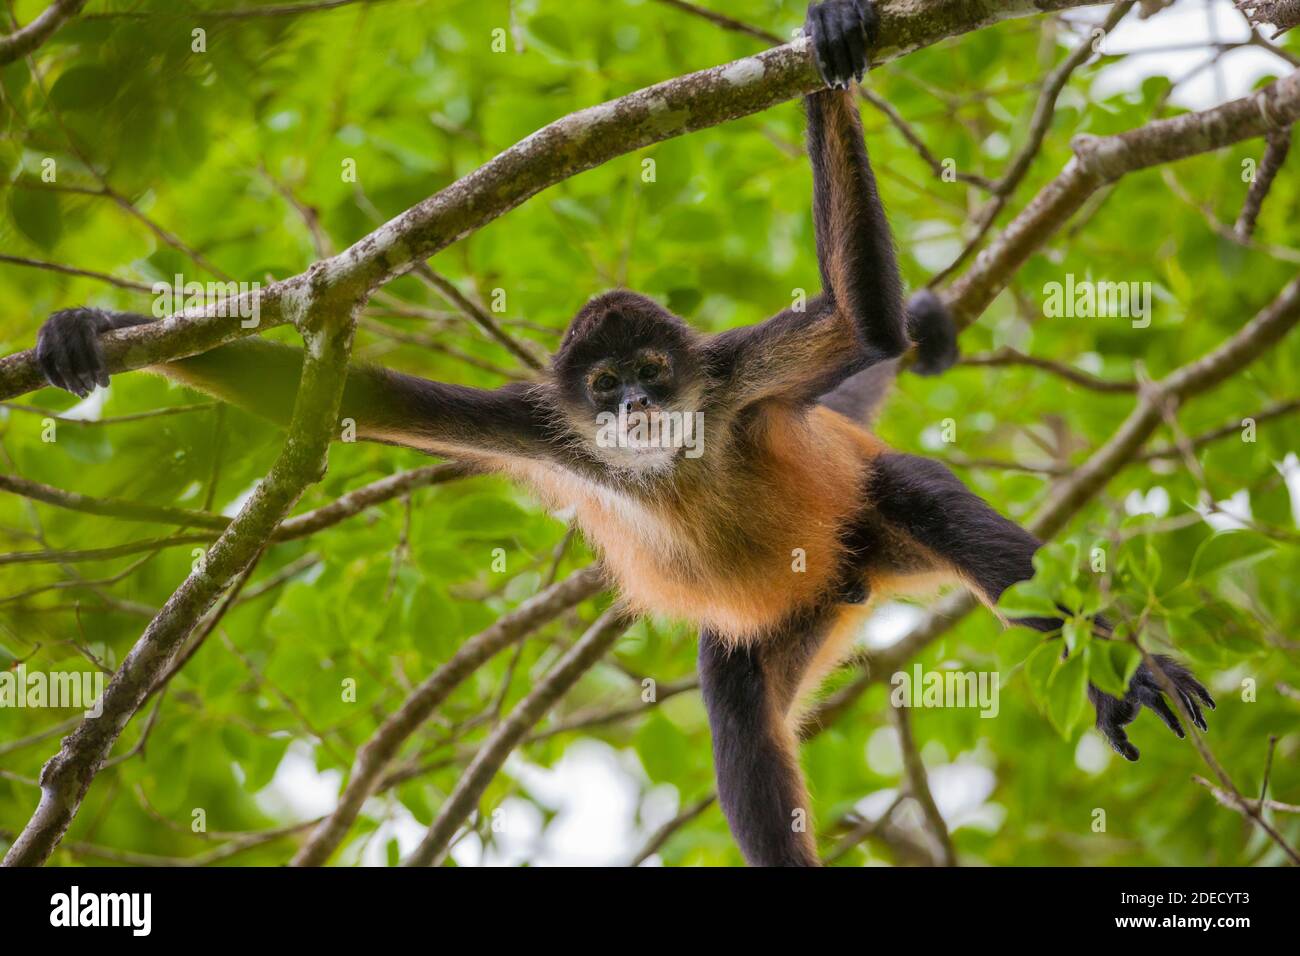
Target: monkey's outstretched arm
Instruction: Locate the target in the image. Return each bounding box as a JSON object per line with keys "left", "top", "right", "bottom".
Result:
{"left": 33, "top": 307, "right": 555, "bottom": 465}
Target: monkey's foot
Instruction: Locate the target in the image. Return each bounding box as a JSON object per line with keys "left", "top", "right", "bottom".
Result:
{"left": 36, "top": 306, "right": 115, "bottom": 398}
{"left": 1088, "top": 655, "right": 1216, "bottom": 761}
{"left": 806, "top": 0, "right": 878, "bottom": 89}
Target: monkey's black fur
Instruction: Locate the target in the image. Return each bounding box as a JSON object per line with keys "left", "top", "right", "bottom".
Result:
{"left": 870, "top": 453, "right": 1040, "bottom": 609}
{"left": 699, "top": 626, "right": 824, "bottom": 868}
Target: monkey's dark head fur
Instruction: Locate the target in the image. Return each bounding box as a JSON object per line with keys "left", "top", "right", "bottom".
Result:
{"left": 552, "top": 290, "right": 702, "bottom": 415}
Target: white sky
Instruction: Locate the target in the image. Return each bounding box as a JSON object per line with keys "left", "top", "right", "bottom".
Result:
{"left": 1093, "top": 0, "right": 1289, "bottom": 109}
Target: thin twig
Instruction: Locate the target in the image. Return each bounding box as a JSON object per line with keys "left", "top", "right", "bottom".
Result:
{"left": 403, "top": 607, "right": 633, "bottom": 867}
{"left": 1235, "top": 127, "right": 1291, "bottom": 239}
{"left": 888, "top": 703, "right": 957, "bottom": 866}
{"left": 930, "top": 2, "right": 1136, "bottom": 285}
{"left": 0, "top": 253, "right": 154, "bottom": 292}
{"left": 1194, "top": 776, "right": 1300, "bottom": 814}
{"left": 957, "top": 346, "right": 1137, "bottom": 393}
{"left": 292, "top": 566, "right": 608, "bottom": 866}
{"left": 626, "top": 795, "right": 716, "bottom": 866}
{"left": 0, "top": 0, "right": 85, "bottom": 65}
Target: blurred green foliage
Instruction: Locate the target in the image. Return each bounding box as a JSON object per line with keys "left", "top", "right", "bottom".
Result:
{"left": 0, "top": 0, "right": 1297, "bottom": 866}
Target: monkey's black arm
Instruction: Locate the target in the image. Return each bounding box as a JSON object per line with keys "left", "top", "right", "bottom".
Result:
{"left": 804, "top": 0, "right": 904, "bottom": 354}
{"left": 34, "top": 307, "right": 555, "bottom": 464}
{"left": 867, "top": 452, "right": 1216, "bottom": 761}
{"left": 804, "top": 84, "right": 908, "bottom": 364}
{"left": 703, "top": 4, "right": 912, "bottom": 412}
{"left": 704, "top": 296, "right": 874, "bottom": 408}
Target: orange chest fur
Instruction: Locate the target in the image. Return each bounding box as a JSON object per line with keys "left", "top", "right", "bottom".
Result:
{"left": 513, "top": 405, "right": 883, "bottom": 642}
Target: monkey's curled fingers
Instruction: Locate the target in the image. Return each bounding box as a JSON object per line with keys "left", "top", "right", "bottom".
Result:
{"left": 1089, "top": 655, "right": 1216, "bottom": 761}
{"left": 806, "top": 0, "right": 877, "bottom": 89}
{"left": 36, "top": 307, "right": 115, "bottom": 398}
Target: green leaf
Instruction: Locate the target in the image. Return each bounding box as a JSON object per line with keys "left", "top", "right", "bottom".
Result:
{"left": 1085, "top": 641, "right": 1139, "bottom": 698}
{"left": 1031, "top": 540, "right": 1080, "bottom": 585}
{"left": 635, "top": 711, "right": 692, "bottom": 783}
{"left": 528, "top": 14, "right": 573, "bottom": 54}
{"left": 243, "top": 734, "right": 291, "bottom": 791}
{"left": 996, "top": 628, "right": 1042, "bottom": 672}
{"left": 1062, "top": 616, "right": 1092, "bottom": 654}
{"left": 446, "top": 494, "right": 530, "bottom": 537}
{"left": 1046, "top": 651, "right": 1089, "bottom": 738}
{"left": 48, "top": 65, "right": 117, "bottom": 110}
{"left": 9, "top": 188, "right": 61, "bottom": 249}
{"left": 1189, "top": 531, "right": 1276, "bottom": 579}
{"left": 1022, "top": 642, "right": 1060, "bottom": 708}
{"left": 996, "top": 578, "right": 1060, "bottom": 620}
{"left": 666, "top": 287, "right": 703, "bottom": 315}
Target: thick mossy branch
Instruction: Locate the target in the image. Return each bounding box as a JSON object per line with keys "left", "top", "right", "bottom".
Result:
{"left": 1, "top": 305, "right": 361, "bottom": 868}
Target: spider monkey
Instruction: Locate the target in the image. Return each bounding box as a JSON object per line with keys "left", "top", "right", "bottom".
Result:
{"left": 31, "top": 0, "right": 1214, "bottom": 867}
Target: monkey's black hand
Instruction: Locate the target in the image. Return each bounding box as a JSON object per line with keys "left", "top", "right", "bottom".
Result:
{"left": 805, "top": 0, "right": 877, "bottom": 89}
{"left": 1088, "top": 655, "right": 1216, "bottom": 761}
{"left": 35, "top": 307, "right": 116, "bottom": 398}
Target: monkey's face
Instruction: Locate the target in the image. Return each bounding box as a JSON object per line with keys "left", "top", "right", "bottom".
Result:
{"left": 582, "top": 348, "right": 674, "bottom": 418}
{"left": 553, "top": 292, "right": 704, "bottom": 474}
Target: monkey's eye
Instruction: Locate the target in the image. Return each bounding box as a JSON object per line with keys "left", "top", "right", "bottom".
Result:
{"left": 593, "top": 373, "right": 618, "bottom": 392}
{"left": 638, "top": 364, "right": 661, "bottom": 381}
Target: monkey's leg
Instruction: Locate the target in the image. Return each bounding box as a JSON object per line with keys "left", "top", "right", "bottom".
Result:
{"left": 866, "top": 452, "right": 1215, "bottom": 760}
{"left": 698, "top": 618, "right": 833, "bottom": 867}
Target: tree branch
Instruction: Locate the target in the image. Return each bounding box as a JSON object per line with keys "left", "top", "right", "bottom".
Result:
{"left": 957, "top": 346, "right": 1137, "bottom": 393}
{"left": 0, "top": 253, "right": 154, "bottom": 293}
{"left": 931, "top": 1, "right": 1135, "bottom": 284}
{"left": 889, "top": 702, "right": 958, "bottom": 866}
{"left": 0, "top": 533, "right": 213, "bottom": 567}
{"left": 944, "top": 69, "right": 1300, "bottom": 329}
{"left": 626, "top": 795, "right": 716, "bottom": 867}
{"left": 87, "top": 0, "right": 392, "bottom": 20}
{"left": 291, "top": 565, "right": 607, "bottom": 866}
{"left": 1135, "top": 641, "right": 1300, "bottom": 863}
{"left": 0, "top": 463, "right": 476, "bottom": 567}
{"left": 1194, "top": 772, "right": 1300, "bottom": 814}
{"left": 0, "top": 0, "right": 1106, "bottom": 402}
{"left": 651, "top": 0, "right": 998, "bottom": 188}
{"left": 0, "top": 473, "right": 231, "bottom": 531}
{"left": 0, "top": 0, "right": 85, "bottom": 66}
{"left": 2, "top": 294, "right": 364, "bottom": 867}
{"left": 1235, "top": 127, "right": 1291, "bottom": 239}
{"left": 403, "top": 607, "right": 633, "bottom": 867}
{"left": 1138, "top": 398, "right": 1300, "bottom": 460}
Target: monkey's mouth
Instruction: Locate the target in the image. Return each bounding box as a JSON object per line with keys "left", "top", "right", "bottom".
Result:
{"left": 619, "top": 408, "right": 669, "bottom": 450}
{"left": 591, "top": 406, "right": 705, "bottom": 467}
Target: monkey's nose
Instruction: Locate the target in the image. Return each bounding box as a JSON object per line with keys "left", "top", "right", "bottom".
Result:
{"left": 623, "top": 394, "right": 651, "bottom": 412}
